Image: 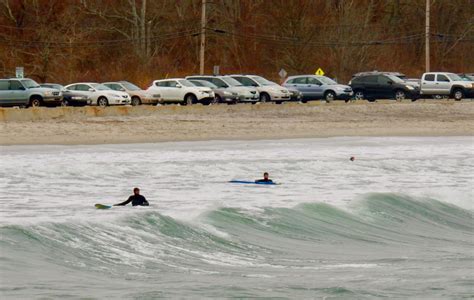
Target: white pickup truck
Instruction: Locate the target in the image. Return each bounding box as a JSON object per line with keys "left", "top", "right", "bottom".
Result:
{"left": 420, "top": 72, "right": 474, "bottom": 100}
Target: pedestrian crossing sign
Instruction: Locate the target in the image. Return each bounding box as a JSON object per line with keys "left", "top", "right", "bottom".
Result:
{"left": 315, "top": 68, "right": 325, "bottom": 76}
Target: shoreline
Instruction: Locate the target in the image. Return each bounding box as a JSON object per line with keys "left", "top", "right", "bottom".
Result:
{"left": 0, "top": 132, "right": 471, "bottom": 147}
{"left": 1, "top": 101, "right": 473, "bottom": 146}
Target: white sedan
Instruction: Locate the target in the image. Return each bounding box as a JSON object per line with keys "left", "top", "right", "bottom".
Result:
{"left": 63, "top": 82, "right": 130, "bottom": 106}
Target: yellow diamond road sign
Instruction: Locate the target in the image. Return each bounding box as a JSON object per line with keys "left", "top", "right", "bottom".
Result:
{"left": 315, "top": 68, "right": 325, "bottom": 76}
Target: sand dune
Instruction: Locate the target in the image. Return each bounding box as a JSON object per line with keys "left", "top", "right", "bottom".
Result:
{"left": 0, "top": 101, "right": 473, "bottom": 145}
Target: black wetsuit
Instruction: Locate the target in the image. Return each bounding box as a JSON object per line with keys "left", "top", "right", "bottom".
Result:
{"left": 255, "top": 179, "right": 273, "bottom": 183}
{"left": 116, "top": 195, "right": 149, "bottom": 206}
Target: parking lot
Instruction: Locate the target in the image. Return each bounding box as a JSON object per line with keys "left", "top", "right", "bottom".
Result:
{"left": 1, "top": 72, "right": 473, "bottom": 108}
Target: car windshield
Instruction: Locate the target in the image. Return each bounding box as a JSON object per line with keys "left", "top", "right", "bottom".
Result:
{"left": 221, "top": 76, "right": 243, "bottom": 86}
{"left": 91, "top": 83, "right": 112, "bottom": 90}
{"left": 192, "top": 80, "right": 217, "bottom": 88}
{"left": 178, "top": 80, "right": 195, "bottom": 87}
{"left": 447, "top": 73, "right": 463, "bottom": 81}
{"left": 41, "top": 84, "right": 63, "bottom": 89}
{"left": 190, "top": 80, "right": 204, "bottom": 87}
{"left": 465, "top": 75, "right": 474, "bottom": 81}
{"left": 251, "top": 76, "right": 274, "bottom": 86}
{"left": 318, "top": 77, "right": 337, "bottom": 85}
{"left": 386, "top": 75, "right": 404, "bottom": 83}
{"left": 21, "top": 79, "right": 40, "bottom": 89}
{"left": 121, "top": 81, "right": 141, "bottom": 91}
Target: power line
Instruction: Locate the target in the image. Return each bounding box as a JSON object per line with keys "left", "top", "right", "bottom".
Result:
{"left": 206, "top": 27, "right": 474, "bottom": 47}
{"left": 0, "top": 29, "right": 200, "bottom": 48}
{"left": 207, "top": 28, "right": 424, "bottom": 46}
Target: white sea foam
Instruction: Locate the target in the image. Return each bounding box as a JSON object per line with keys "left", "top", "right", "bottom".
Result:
{"left": 1, "top": 137, "right": 472, "bottom": 226}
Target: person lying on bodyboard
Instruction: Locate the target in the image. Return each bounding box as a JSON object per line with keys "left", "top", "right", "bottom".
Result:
{"left": 114, "top": 187, "right": 149, "bottom": 206}
{"left": 255, "top": 172, "right": 273, "bottom": 183}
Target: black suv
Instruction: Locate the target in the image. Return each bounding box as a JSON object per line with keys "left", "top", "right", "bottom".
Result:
{"left": 349, "top": 73, "right": 420, "bottom": 101}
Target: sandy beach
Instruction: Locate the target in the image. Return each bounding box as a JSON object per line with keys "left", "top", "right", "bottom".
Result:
{"left": 1, "top": 101, "right": 473, "bottom": 145}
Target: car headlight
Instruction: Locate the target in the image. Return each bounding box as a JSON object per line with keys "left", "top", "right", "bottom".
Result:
{"left": 406, "top": 85, "right": 415, "bottom": 90}
{"left": 223, "top": 91, "right": 232, "bottom": 96}
{"left": 44, "top": 91, "right": 53, "bottom": 96}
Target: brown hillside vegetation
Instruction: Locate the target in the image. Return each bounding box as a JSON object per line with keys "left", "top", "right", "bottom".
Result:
{"left": 0, "top": 0, "right": 473, "bottom": 87}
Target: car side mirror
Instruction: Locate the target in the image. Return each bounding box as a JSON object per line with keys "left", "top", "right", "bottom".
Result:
{"left": 88, "top": 88, "right": 95, "bottom": 92}
{"left": 388, "top": 81, "right": 393, "bottom": 84}
{"left": 120, "top": 88, "right": 126, "bottom": 91}
{"left": 19, "top": 86, "right": 25, "bottom": 90}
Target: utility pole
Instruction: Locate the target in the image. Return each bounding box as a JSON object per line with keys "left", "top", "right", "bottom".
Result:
{"left": 425, "top": 0, "right": 430, "bottom": 72}
{"left": 199, "top": 0, "right": 206, "bottom": 75}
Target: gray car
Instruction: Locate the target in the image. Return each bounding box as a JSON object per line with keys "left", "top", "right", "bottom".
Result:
{"left": 188, "top": 79, "right": 239, "bottom": 104}
{"left": 0, "top": 78, "right": 62, "bottom": 107}
{"left": 186, "top": 75, "right": 259, "bottom": 103}
{"left": 230, "top": 75, "right": 292, "bottom": 103}
{"left": 283, "top": 75, "right": 353, "bottom": 102}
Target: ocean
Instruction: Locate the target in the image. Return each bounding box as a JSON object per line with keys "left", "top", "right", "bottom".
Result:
{"left": 0, "top": 137, "right": 473, "bottom": 299}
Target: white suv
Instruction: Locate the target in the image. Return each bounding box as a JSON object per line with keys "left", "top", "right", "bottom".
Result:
{"left": 63, "top": 82, "right": 130, "bottom": 106}
{"left": 230, "top": 75, "right": 291, "bottom": 103}
{"left": 147, "top": 78, "right": 214, "bottom": 105}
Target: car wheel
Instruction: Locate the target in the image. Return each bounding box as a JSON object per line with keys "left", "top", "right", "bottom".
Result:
{"left": 215, "top": 95, "right": 222, "bottom": 104}
{"left": 395, "top": 90, "right": 406, "bottom": 101}
{"left": 184, "top": 94, "right": 196, "bottom": 105}
{"left": 324, "top": 91, "right": 336, "bottom": 102}
{"left": 61, "top": 99, "right": 69, "bottom": 106}
{"left": 131, "top": 96, "right": 141, "bottom": 106}
{"left": 453, "top": 89, "right": 464, "bottom": 101}
{"left": 97, "top": 97, "right": 108, "bottom": 107}
{"left": 354, "top": 90, "right": 365, "bottom": 100}
{"left": 260, "top": 93, "right": 270, "bottom": 103}
{"left": 29, "top": 97, "right": 42, "bottom": 107}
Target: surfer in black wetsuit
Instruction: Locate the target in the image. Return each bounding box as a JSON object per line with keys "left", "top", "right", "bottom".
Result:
{"left": 114, "top": 187, "right": 149, "bottom": 206}
{"left": 255, "top": 172, "right": 273, "bottom": 183}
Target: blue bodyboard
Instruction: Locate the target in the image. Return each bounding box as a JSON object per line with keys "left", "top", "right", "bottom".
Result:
{"left": 229, "top": 180, "right": 278, "bottom": 185}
